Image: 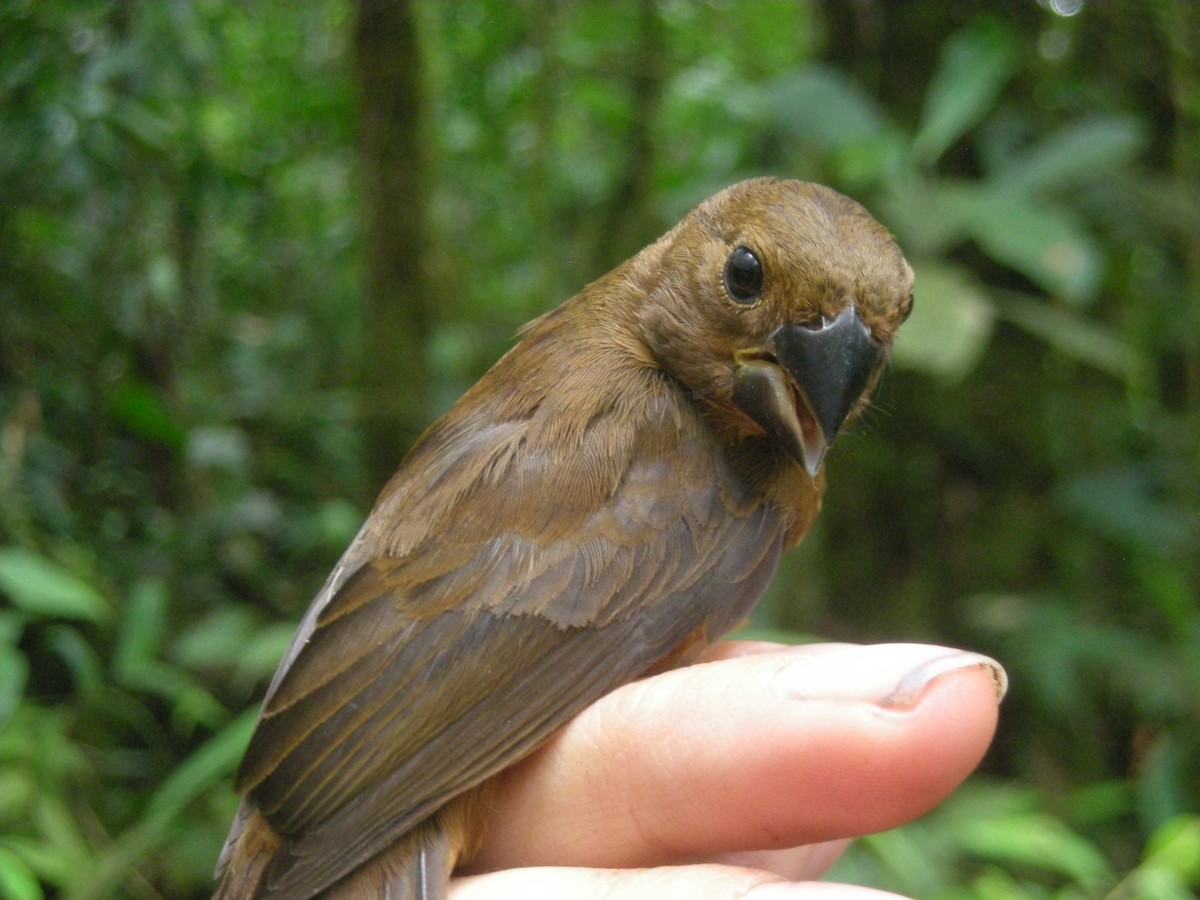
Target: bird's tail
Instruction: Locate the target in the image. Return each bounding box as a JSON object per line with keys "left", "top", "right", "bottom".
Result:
{"left": 326, "top": 819, "right": 454, "bottom": 900}
{"left": 212, "top": 801, "right": 456, "bottom": 900}
{"left": 212, "top": 802, "right": 279, "bottom": 899}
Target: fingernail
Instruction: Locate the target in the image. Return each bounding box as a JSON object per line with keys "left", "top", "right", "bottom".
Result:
{"left": 881, "top": 650, "right": 1008, "bottom": 708}
{"left": 773, "top": 644, "right": 1008, "bottom": 709}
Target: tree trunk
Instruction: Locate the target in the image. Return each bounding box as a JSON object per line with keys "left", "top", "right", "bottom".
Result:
{"left": 353, "top": 0, "right": 432, "bottom": 492}
{"left": 590, "top": 0, "right": 665, "bottom": 273}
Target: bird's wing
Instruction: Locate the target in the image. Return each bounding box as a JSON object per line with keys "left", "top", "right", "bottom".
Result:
{"left": 235, "top": 380, "right": 785, "bottom": 896}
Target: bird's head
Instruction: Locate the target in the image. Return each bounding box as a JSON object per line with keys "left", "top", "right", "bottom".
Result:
{"left": 633, "top": 178, "right": 914, "bottom": 477}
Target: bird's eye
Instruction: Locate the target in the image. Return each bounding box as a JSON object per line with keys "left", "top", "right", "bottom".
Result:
{"left": 724, "top": 246, "right": 763, "bottom": 304}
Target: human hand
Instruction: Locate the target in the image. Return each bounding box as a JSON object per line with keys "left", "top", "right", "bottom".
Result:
{"left": 450, "top": 642, "right": 1006, "bottom": 899}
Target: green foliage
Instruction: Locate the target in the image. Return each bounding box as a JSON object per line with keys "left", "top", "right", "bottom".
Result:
{"left": 1, "top": 0, "right": 1196, "bottom": 896}
{"left": 0, "top": 548, "right": 110, "bottom": 626}
{"left": 834, "top": 784, "right": 1200, "bottom": 898}
{"left": 1, "top": 1, "right": 362, "bottom": 895}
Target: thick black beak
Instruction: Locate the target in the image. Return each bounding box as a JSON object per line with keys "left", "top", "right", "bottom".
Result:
{"left": 732, "top": 305, "right": 882, "bottom": 476}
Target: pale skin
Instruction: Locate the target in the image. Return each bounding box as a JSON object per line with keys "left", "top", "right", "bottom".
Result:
{"left": 450, "top": 641, "right": 1006, "bottom": 900}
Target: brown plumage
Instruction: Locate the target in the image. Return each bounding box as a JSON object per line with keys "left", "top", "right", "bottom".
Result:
{"left": 214, "top": 177, "right": 914, "bottom": 899}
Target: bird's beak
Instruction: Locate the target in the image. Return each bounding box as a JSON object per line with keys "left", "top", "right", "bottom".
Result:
{"left": 732, "top": 305, "right": 883, "bottom": 477}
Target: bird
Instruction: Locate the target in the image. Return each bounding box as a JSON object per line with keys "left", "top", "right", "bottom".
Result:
{"left": 213, "top": 177, "right": 915, "bottom": 899}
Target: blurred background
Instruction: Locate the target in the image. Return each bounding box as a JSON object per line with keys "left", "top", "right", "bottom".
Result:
{"left": 1, "top": 1, "right": 1197, "bottom": 897}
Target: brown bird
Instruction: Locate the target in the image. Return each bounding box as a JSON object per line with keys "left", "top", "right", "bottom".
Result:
{"left": 214, "top": 177, "right": 914, "bottom": 899}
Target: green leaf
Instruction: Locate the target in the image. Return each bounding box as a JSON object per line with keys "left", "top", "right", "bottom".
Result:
{"left": 1117, "top": 868, "right": 1198, "bottom": 900}
{"left": 853, "top": 826, "right": 945, "bottom": 899}
{"left": 765, "top": 66, "right": 888, "bottom": 151}
{"left": 0, "top": 612, "right": 28, "bottom": 727}
{"left": 113, "top": 579, "right": 169, "bottom": 680}
{"left": 967, "top": 866, "right": 1051, "bottom": 899}
{"left": 112, "top": 580, "right": 226, "bottom": 730}
{"left": 940, "top": 185, "right": 1103, "bottom": 304}
{"left": 998, "top": 294, "right": 1141, "bottom": 381}
{"left": 830, "top": 131, "right": 910, "bottom": 192}
{"left": 891, "top": 261, "right": 995, "bottom": 380}
{"left": 171, "top": 607, "right": 260, "bottom": 670}
{"left": 1143, "top": 816, "right": 1200, "bottom": 884}
{"left": 29, "top": 794, "right": 93, "bottom": 886}
{"left": 0, "top": 646, "right": 28, "bottom": 726}
{"left": 876, "top": 177, "right": 969, "bottom": 255}
{"left": 142, "top": 709, "right": 258, "bottom": 826}
{"left": 0, "top": 846, "right": 43, "bottom": 900}
{"left": 1138, "top": 733, "right": 1197, "bottom": 827}
{"left": 0, "top": 612, "right": 23, "bottom": 647}
{"left": 108, "top": 98, "right": 176, "bottom": 154}
{"left": 958, "top": 812, "right": 1115, "bottom": 889}
{"left": 105, "top": 381, "right": 186, "bottom": 451}
{"left": 913, "top": 19, "right": 1020, "bottom": 165}
{"left": 0, "top": 548, "right": 110, "bottom": 625}
{"left": 72, "top": 709, "right": 259, "bottom": 900}
{"left": 993, "top": 115, "right": 1147, "bottom": 196}
{"left": 232, "top": 623, "right": 295, "bottom": 688}
{"left": 44, "top": 626, "right": 104, "bottom": 699}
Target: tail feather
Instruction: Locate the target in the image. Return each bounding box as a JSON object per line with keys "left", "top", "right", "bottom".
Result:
{"left": 212, "top": 802, "right": 280, "bottom": 899}
{"left": 321, "top": 818, "right": 453, "bottom": 900}
{"left": 213, "top": 803, "right": 455, "bottom": 900}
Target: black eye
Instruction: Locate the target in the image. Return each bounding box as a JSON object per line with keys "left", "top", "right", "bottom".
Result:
{"left": 724, "top": 246, "right": 763, "bottom": 304}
